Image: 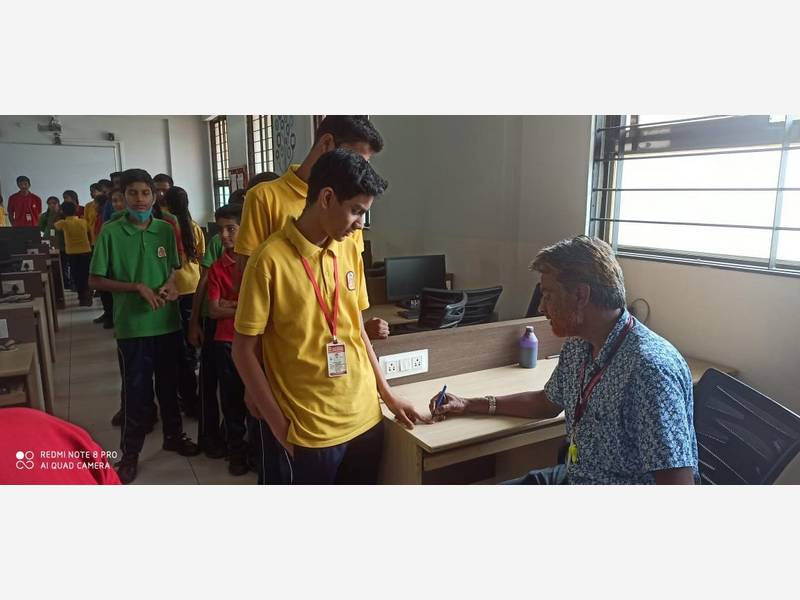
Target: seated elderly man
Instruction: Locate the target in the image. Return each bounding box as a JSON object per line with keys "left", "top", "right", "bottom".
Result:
{"left": 431, "top": 236, "right": 698, "bottom": 484}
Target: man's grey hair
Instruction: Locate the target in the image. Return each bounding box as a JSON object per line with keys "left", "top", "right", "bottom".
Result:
{"left": 530, "top": 235, "right": 626, "bottom": 310}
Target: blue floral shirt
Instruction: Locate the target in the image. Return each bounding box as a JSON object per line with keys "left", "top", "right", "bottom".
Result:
{"left": 544, "top": 310, "right": 698, "bottom": 484}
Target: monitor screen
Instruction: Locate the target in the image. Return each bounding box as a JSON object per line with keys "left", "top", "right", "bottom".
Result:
{"left": 0, "top": 228, "right": 41, "bottom": 257}
{"left": 384, "top": 255, "right": 446, "bottom": 302}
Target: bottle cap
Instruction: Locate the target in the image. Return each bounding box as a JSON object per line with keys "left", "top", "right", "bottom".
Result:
{"left": 525, "top": 326, "right": 534, "bottom": 333}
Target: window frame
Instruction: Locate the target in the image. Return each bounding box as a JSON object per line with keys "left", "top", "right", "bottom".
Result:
{"left": 209, "top": 116, "right": 230, "bottom": 209}
{"left": 589, "top": 114, "right": 800, "bottom": 278}
{"left": 246, "top": 114, "right": 274, "bottom": 177}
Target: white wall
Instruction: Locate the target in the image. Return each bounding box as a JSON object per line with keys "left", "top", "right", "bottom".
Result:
{"left": 0, "top": 115, "right": 213, "bottom": 223}
{"left": 368, "top": 115, "right": 593, "bottom": 320}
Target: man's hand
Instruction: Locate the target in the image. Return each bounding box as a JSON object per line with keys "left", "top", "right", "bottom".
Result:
{"left": 364, "top": 317, "right": 389, "bottom": 340}
{"left": 384, "top": 393, "right": 432, "bottom": 429}
{"left": 136, "top": 283, "right": 166, "bottom": 311}
{"left": 158, "top": 279, "right": 180, "bottom": 302}
{"left": 429, "top": 392, "right": 470, "bottom": 421}
{"left": 188, "top": 319, "right": 203, "bottom": 348}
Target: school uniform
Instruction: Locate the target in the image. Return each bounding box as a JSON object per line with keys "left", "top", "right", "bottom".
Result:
{"left": 89, "top": 216, "right": 187, "bottom": 457}
{"left": 54, "top": 216, "right": 92, "bottom": 304}
{"left": 235, "top": 219, "right": 383, "bottom": 484}
{"left": 234, "top": 166, "right": 365, "bottom": 484}
{"left": 198, "top": 233, "right": 223, "bottom": 448}
{"left": 207, "top": 251, "right": 248, "bottom": 465}
{"left": 7, "top": 191, "right": 42, "bottom": 227}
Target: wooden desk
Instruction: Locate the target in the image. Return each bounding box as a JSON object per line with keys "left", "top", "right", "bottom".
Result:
{"left": 363, "top": 303, "right": 418, "bottom": 326}
{"left": 0, "top": 344, "right": 44, "bottom": 411}
{"left": 2, "top": 301, "right": 55, "bottom": 413}
{"left": 379, "top": 360, "right": 565, "bottom": 484}
{"left": 685, "top": 357, "right": 737, "bottom": 386}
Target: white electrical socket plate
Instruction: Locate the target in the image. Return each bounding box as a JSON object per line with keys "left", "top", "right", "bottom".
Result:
{"left": 379, "top": 349, "right": 429, "bottom": 380}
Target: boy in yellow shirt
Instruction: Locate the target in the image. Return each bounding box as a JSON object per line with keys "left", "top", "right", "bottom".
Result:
{"left": 55, "top": 201, "right": 93, "bottom": 306}
{"left": 233, "top": 149, "right": 429, "bottom": 484}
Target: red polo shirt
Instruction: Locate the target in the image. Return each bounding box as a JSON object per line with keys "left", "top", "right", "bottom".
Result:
{"left": 206, "top": 251, "right": 240, "bottom": 342}
{"left": 7, "top": 192, "right": 42, "bottom": 227}
{"left": 0, "top": 408, "right": 121, "bottom": 484}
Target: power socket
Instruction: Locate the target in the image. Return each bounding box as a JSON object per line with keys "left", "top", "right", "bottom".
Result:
{"left": 379, "top": 349, "right": 429, "bottom": 380}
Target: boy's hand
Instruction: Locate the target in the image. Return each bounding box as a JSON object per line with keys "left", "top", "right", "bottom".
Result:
{"left": 364, "top": 317, "right": 389, "bottom": 340}
{"left": 158, "top": 279, "right": 179, "bottom": 302}
{"left": 136, "top": 283, "right": 165, "bottom": 311}
{"left": 383, "top": 393, "right": 432, "bottom": 429}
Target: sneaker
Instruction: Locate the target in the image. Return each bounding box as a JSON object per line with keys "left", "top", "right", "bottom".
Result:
{"left": 201, "top": 437, "right": 227, "bottom": 459}
{"left": 93, "top": 313, "right": 106, "bottom": 324}
{"left": 111, "top": 410, "right": 122, "bottom": 427}
{"left": 163, "top": 433, "right": 201, "bottom": 456}
{"left": 228, "top": 451, "right": 249, "bottom": 476}
{"left": 115, "top": 453, "right": 138, "bottom": 484}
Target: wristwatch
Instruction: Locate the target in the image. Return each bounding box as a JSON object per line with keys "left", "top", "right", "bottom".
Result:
{"left": 485, "top": 395, "right": 497, "bottom": 416}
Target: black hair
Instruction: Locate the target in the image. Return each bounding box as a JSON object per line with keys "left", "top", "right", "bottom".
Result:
{"left": 245, "top": 171, "right": 280, "bottom": 191}
{"left": 94, "top": 193, "right": 109, "bottom": 208}
{"left": 215, "top": 203, "right": 243, "bottom": 224}
{"left": 119, "top": 169, "right": 155, "bottom": 193}
{"left": 89, "top": 183, "right": 100, "bottom": 194}
{"left": 307, "top": 149, "right": 388, "bottom": 206}
{"left": 314, "top": 116, "right": 383, "bottom": 153}
{"left": 61, "top": 201, "right": 76, "bottom": 216}
{"left": 16, "top": 175, "right": 30, "bottom": 185}
{"left": 46, "top": 196, "right": 60, "bottom": 205}
{"left": 153, "top": 173, "right": 174, "bottom": 186}
{"left": 97, "top": 179, "right": 112, "bottom": 189}
{"left": 228, "top": 189, "right": 246, "bottom": 206}
{"left": 63, "top": 190, "right": 79, "bottom": 204}
{"left": 110, "top": 171, "right": 123, "bottom": 180}
{"left": 163, "top": 186, "right": 197, "bottom": 261}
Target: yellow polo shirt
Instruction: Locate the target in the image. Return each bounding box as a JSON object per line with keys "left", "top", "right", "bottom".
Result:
{"left": 234, "top": 164, "right": 363, "bottom": 258}
{"left": 234, "top": 219, "right": 380, "bottom": 448}
{"left": 54, "top": 217, "right": 91, "bottom": 255}
{"left": 84, "top": 201, "right": 97, "bottom": 244}
{"left": 174, "top": 220, "right": 205, "bottom": 295}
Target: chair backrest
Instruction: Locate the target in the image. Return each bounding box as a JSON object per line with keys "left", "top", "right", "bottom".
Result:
{"left": 418, "top": 288, "right": 467, "bottom": 330}
{"left": 460, "top": 286, "right": 503, "bottom": 326}
{"left": 525, "top": 282, "right": 543, "bottom": 318}
{"left": 694, "top": 368, "right": 800, "bottom": 484}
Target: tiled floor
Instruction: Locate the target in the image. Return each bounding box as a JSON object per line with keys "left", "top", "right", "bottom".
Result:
{"left": 54, "top": 292, "right": 257, "bottom": 484}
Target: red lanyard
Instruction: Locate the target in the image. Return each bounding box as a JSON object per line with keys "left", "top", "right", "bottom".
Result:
{"left": 573, "top": 315, "right": 634, "bottom": 427}
{"left": 300, "top": 254, "right": 339, "bottom": 341}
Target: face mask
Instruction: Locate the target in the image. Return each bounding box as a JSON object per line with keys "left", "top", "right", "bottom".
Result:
{"left": 130, "top": 207, "right": 153, "bottom": 223}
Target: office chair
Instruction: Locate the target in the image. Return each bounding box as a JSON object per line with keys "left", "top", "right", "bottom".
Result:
{"left": 460, "top": 286, "right": 503, "bottom": 326}
{"left": 525, "top": 282, "right": 543, "bottom": 317}
{"left": 393, "top": 289, "right": 467, "bottom": 333}
{"left": 694, "top": 368, "right": 800, "bottom": 484}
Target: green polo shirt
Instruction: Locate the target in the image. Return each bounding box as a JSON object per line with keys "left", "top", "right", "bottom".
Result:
{"left": 199, "top": 232, "right": 223, "bottom": 318}
{"left": 90, "top": 216, "right": 182, "bottom": 340}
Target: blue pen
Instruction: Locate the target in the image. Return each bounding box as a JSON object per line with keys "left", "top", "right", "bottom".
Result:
{"left": 435, "top": 385, "right": 448, "bottom": 411}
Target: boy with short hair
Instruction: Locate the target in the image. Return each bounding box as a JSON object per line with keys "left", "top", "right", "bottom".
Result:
{"left": 207, "top": 203, "right": 249, "bottom": 474}
{"left": 8, "top": 175, "right": 42, "bottom": 227}
{"left": 233, "top": 150, "right": 429, "bottom": 484}
{"left": 55, "top": 201, "right": 93, "bottom": 306}
{"left": 89, "top": 168, "right": 200, "bottom": 484}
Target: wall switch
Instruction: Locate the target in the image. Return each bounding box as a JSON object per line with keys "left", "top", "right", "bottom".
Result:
{"left": 379, "top": 349, "right": 429, "bottom": 380}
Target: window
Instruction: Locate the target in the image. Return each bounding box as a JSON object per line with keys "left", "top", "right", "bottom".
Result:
{"left": 247, "top": 115, "right": 274, "bottom": 176}
{"left": 590, "top": 115, "right": 800, "bottom": 275}
{"left": 209, "top": 116, "right": 230, "bottom": 208}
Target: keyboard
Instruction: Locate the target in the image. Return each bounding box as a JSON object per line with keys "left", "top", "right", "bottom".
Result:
{"left": 398, "top": 310, "right": 419, "bottom": 320}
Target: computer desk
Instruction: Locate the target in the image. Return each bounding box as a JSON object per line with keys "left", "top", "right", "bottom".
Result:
{"left": 379, "top": 359, "right": 565, "bottom": 484}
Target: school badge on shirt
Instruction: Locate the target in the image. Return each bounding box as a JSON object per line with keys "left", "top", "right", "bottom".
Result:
{"left": 157, "top": 246, "right": 166, "bottom": 258}
{"left": 346, "top": 271, "right": 356, "bottom": 291}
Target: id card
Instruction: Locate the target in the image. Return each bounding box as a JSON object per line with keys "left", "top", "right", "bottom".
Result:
{"left": 326, "top": 341, "right": 348, "bottom": 377}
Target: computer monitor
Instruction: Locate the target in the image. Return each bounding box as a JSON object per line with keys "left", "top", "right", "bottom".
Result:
{"left": 0, "top": 228, "right": 41, "bottom": 257}
{"left": 384, "top": 254, "right": 447, "bottom": 302}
